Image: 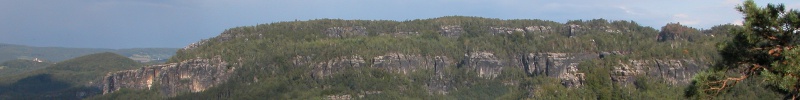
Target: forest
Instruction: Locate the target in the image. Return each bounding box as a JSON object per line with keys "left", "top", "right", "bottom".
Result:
{"left": 1, "top": 0, "right": 796, "bottom": 100}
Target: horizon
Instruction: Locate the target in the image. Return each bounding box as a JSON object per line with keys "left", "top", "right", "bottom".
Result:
{"left": 2, "top": 0, "right": 798, "bottom": 49}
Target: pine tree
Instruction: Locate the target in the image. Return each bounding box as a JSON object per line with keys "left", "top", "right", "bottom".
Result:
{"left": 691, "top": 0, "right": 800, "bottom": 99}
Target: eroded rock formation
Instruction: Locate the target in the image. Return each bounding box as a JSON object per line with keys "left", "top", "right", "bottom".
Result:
{"left": 100, "top": 57, "right": 235, "bottom": 97}
{"left": 518, "top": 53, "right": 596, "bottom": 87}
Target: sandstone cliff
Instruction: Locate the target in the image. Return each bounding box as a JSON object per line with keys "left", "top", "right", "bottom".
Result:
{"left": 100, "top": 56, "right": 235, "bottom": 97}
{"left": 288, "top": 52, "right": 704, "bottom": 94}
{"left": 100, "top": 50, "right": 705, "bottom": 97}
{"left": 613, "top": 59, "right": 703, "bottom": 85}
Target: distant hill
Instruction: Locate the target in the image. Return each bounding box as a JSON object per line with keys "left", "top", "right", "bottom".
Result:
{"left": 0, "top": 43, "right": 178, "bottom": 63}
{"left": 0, "top": 52, "right": 142, "bottom": 100}
{"left": 0, "top": 59, "right": 52, "bottom": 77}
{"left": 95, "top": 16, "right": 746, "bottom": 99}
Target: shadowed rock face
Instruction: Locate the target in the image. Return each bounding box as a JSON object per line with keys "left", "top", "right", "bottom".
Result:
{"left": 100, "top": 57, "right": 235, "bottom": 97}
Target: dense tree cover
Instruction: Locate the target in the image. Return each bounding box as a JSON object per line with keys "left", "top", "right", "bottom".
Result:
{"left": 0, "top": 52, "right": 142, "bottom": 100}
{"left": 688, "top": 0, "right": 800, "bottom": 99}
{"left": 0, "top": 59, "right": 52, "bottom": 77}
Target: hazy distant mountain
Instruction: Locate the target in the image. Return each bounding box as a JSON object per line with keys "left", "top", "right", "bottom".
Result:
{"left": 0, "top": 43, "right": 178, "bottom": 63}
{"left": 0, "top": 52, "right": 142, "bottom": 100}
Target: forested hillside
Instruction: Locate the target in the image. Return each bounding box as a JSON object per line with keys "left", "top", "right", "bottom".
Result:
{"left": 81, "top": 16, "right": 777, "bottom": 100}
{"left": 0, "top": 59, "right": 52, "bottom": 77}
{"left": 0, "top": 52, "right": 142, "bottom": 100}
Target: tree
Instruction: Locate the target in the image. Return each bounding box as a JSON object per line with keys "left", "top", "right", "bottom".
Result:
{"left": 691, "top": 0, "right": 800, "bottom": 99}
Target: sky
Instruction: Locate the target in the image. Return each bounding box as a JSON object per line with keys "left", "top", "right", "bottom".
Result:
{"left": 1, "top": 0, "right": 799, "bottom": 49}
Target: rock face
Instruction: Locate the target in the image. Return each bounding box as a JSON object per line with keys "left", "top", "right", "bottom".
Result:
{"left": 518, "top": 53, "right": 596, "bottom": 87}
{"left": 524, "top": 26, "right": 554, "bottom": 34}
{"left": 295, "top": 53, "right": 455, "bottom": 94}
{"left": 490, "top": 26, "right": 561, "bottom": 35}
{"left": 324, "top": 26, "right": 368, "bottom": 37}
{"left": 438, "top": 25, "right": 464, "bottom": 37}
{"left": 613, "top": 59, "right": 703, "bottom": 85}
{"left": 293, "top": 55, "right": 366, "bottom": 79}
{"left": 489, "top": 27, "right": 526, "bottom": 35}
{"left": 100, "top": 57, "right": 235, "bottom": 97}
{"left": 98, "top": 52, "right": 704, "bottom": 97}
{"left": 370, "top": 53, "right": 452, "bottom": 94}
{"left": 371, "top": 53, "right": 450, "bottom": 75}
{"left": 566, "top": 24, "right": 623, "bottom": 36}
{"left": 461, "top": 51, "right": 505, "bottom": 78}
{"left": 100, "top": 52, "right": 702, "bottom": 97}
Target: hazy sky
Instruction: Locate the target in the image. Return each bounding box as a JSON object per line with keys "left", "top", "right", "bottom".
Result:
{"left": 1, "top": 0, "right": 799, "bottom": 49}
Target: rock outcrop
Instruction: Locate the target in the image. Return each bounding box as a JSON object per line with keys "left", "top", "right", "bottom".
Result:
{"left": 371, "top": 53, "right": 450, "bottom": 75}
{"left": 101, "top": 52, "right": 701, "bottom": 97}
{"left": 490, "top": 26, "right": 561, "bottom": 35}
{"left": 295, "top": 53, "right": 454, "bottom": 94}
{"left": 369, "top": 53, "right": 453, "bottom": 94}
{"left": 489, "top": 27, "right": 526, "bottom": 35}
{"left": 100, "top": 57, "right": 235, "bottom": 97}
{"left": 567, "top": 24, "right": 623, "bottom": 36}
{"left": 518, "top": 53, "right": 596, "bottom": 88}
{"left": 293, "top": 55, "right": 366, "bottom": 79}
{"left": 524, "top": 26, "right": 554, "bottom": 34}
{"left": 461, "top": 51, "right": 505, "bottom": 78}
{"left": 438, "top": 25, "right": 464, "bottom": 37}
{"left": 613, "top": 59, "right": 703, "bottom": 85}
